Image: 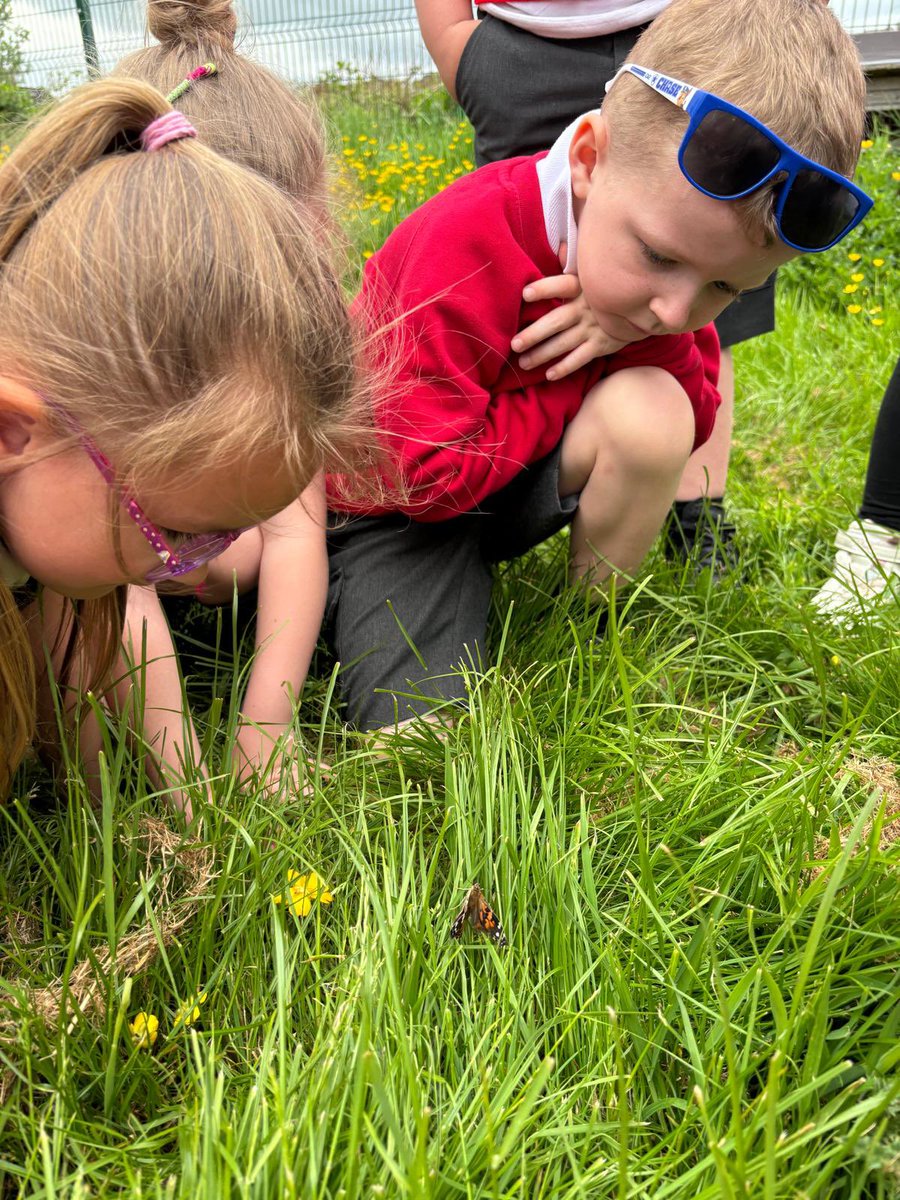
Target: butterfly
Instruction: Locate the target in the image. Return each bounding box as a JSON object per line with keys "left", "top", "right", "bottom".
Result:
{"left": 449, "top": 882, "right": 508, "bottom": 948}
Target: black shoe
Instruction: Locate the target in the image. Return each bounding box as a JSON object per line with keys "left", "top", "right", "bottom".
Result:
{"left": 664, "top": 498, "right": 739, "bottom": 579}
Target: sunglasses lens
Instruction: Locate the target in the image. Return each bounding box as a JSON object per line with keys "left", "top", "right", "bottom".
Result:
{"left": 779, "top": 167, "right": 860, "bottom": 250}
{"left": 683, "top": 109, "right": 782, "bottom": 197}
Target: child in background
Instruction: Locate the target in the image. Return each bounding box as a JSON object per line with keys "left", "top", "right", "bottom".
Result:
{"left": 415, "top": 0, "right": 779, "bottom": 577}
{"left": 114, "top": 0, "right": 364, "bottom": 791}
{"left": 325, "top": 0, "right": 870, "bottom": 731}
{"left": 813, "top": 355, "right": 900, "bottom": 618}
{"left": 0, "top": 77, "right": 365, "bottom": 802}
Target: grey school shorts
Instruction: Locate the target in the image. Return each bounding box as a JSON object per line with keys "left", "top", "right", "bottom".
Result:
{"left": 455, "top": 13, "right": 775, "bottom": 348}
{"left": 325, "top": 447, "right": 578, "bottom": 729}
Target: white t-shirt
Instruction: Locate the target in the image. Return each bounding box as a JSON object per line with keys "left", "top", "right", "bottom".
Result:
{"left": 478, "top": 1, "right": 671, "bottom": 38}
{"left": 535, "top": 110, "right": 597, "bottom": 274}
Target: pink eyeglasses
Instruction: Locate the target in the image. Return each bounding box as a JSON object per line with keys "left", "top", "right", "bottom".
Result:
{"left": 50, "top": 401, "right": 246, "bottom": 583}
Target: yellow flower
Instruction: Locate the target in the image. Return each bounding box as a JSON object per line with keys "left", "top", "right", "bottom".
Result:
{"left": 363, "top": 250, "right": 374, "bottom": 259}
{"left": 869, "top": 306, "right": 882, "bottom": 314}
{"left": 846, "top": 304, "right": 862, "bottom": 313}
{"left": 850, "top": 273, "right": 864, "bottom": 282}
{"left": 129, "top": 1012, "right": 159, "bottom": 1049}
{"left": 831, "top": 654, "right": 841, "bottom": 666}
{"left": 174, "top": 992, "right": 207, "bottom": 1030}
{"left": 843, "top": 283, "right": 858, "bottom": 293}
{"left": 872, "top": 258, "right": 885, "bottom": 267}
{"left": 847, "top": 252, "right": 862, "bottom": 261}
{"left": 860, "top": 139, "right": 873, "bottom": 149}
{"left": 273, "top": 869, "right": 333, "bottom": 917}
{"left": 872, "top": 318, "right": 885, "bottom": 327}
{"left": 893, "top": 172, "right": 900, "bottom": 182}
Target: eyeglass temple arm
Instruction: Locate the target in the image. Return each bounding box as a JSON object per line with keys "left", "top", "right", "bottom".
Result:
{"left": 604, "top": 63, "right": 698, "bottom": 112}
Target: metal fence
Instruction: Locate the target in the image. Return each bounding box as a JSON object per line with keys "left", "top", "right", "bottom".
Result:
{"left": 8, "top": 0, "right": 900, "bottom": 93}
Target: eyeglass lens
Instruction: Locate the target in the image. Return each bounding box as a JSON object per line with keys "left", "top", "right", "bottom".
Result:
{"left": 683, "top": 110, "right": 781, "bottom": 196}
{"left": 683, "top": 109, "right": 859, "bottom": 250}
{"left": 780, "top": 168, "right": 860, "bottom": 250}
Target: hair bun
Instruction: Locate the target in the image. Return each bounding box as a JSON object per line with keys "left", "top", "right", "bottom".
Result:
{"left": 148, "top": 0, "right": 237, "bottom": 50}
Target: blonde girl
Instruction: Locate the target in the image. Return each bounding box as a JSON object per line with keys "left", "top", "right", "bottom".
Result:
{"left": 0, "top": 77, "right": 363, "bottom": 802}
{"left": 113, "top": 0, "right": 359, "bottom": 790}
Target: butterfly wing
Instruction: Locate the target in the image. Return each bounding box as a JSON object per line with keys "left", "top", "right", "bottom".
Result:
{"left": 449, "top": 883, "right": 479, "bottom": 940}
{"left": 472, "top": 893, "right": 508, "bottom": 949}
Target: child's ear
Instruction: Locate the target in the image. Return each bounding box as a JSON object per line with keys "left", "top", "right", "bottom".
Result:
{"left": 569, "top": 114, "right": 610, "bottom": 200}
{"left": 0, "top": 378, "right": 44, "bottom": 457}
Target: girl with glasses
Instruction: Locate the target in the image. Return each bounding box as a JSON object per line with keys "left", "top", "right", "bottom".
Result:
{"left": 0, "top": 77, "right": 368, "bottom": 806}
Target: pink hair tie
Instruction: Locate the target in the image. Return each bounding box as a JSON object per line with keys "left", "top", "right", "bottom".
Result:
{"left": 140, "top": 110, "right": 197, "bottom": 153}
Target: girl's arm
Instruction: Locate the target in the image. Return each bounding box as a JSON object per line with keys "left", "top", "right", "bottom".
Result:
{"left": 232, "top": 477, "right": 328, "bottom": 787}
{"left": 414, "top": 0, "right": 479, "bottom": 101}
{"left": 30, "top": 585, "right": 208, "bottom": 822}
{"left": 119, "top": 584, "right": 209, "bottom": 821}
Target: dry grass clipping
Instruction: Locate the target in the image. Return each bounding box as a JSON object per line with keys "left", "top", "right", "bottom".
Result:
{"left": 20, "top": 817, "right": 213, "bottom": 1028}
{"left": 814, "top": 753, "right": 900, "bottom": 874}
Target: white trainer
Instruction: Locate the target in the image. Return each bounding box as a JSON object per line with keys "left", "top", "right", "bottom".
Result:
{"left": 813, "top": 519, "right": 900, "bottom": 619}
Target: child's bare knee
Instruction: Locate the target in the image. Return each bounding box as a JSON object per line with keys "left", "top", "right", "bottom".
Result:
{"left": 590, "top": 367, "right": 695, "bottom": 476}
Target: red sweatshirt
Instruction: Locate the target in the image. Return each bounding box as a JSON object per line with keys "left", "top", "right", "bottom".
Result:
{"left": 330, "top": 153, "right": 720, "bottom": 520}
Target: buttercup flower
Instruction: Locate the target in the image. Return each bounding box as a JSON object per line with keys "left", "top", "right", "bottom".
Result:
{"left": 129, "top": 1011, "right": 159, "bottom": 1049}
{"left": 846, "top": 304, "right": 862, "bottom": 314}
{"left": 174, "top": 992, "right": 208, "bottom": 1029}
{"left": 843, "top": 284, "right": 858, "bottom": 294}
{"left": 892, "top": 172, "right": 900, "bottom": 182}
{"left": 860, "top": 139, "right": 873, "bottom": 149}
{"left": 872, "top": 318, "right": 885, "bottom": 327}
{"left": 273, "top": 869, "right": 333, "bottom": 917}
{"left": 850, "top": 273, "right": 864, "bottom": 283}
{"left": 848, "top": 252, "right": 862, "bottom": 261}
{"left": 872, "top": 258, "right": 885, "bottom": 268}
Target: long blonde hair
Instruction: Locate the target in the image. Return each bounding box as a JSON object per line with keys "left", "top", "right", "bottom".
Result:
{"left": 0, "top": 77, "right": 367, "bottom": 794}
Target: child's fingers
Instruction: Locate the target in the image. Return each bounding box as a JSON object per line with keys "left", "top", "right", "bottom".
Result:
{"left": 545, "top": 341, "right": 614, "bottom": 380}
{"left": 512, "top": 301, "right": 582, "bottom": 354}
{"left": 521, "top": 273, "right": 581, "bottom": 306}
{"left": 518, "top": 326, "right": 586, "bottom": 369}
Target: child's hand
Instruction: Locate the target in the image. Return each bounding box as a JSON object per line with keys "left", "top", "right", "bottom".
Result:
{"left": 512, "top": 246, "right": 628, "bottom": 380}
{"left": 234, "top": 726, "right": 329, "bottom": 800}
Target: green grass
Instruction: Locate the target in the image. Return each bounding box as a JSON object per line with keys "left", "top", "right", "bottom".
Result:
{"left": 1, "top": 93, "right": 898, "bottom": 1198}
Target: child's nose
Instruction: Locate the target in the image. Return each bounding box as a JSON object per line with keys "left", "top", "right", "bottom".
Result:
{"left": 648, "top": 288, "right": 695, "bottom": 334}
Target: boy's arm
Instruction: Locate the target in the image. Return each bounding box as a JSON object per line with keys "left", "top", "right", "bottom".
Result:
{"left": 414, "top": 0, "right": 479, "bottom": 101}
{"left": 234, "top": 477, "right": 328, "bottom": 785}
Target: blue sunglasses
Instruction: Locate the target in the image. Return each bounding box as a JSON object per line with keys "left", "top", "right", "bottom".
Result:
{"left": 605, "top": 63, "right": 873, "bottom": 252}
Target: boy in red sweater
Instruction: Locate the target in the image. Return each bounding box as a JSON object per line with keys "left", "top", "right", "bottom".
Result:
{"left": 326, "top": 0, "right": 869, "bottom": 730}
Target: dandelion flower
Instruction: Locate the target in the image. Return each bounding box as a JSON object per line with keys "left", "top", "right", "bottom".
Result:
{"left": 129, "top": 1012, "right": 159, "bottom": 1049}
{"left": 843, "top": 284, "right": 858, "bottom": 294}
{"left": 273, "top": 869, "right": 333, "bottom": 918}
{"left": 850, "top": 273, "right": 864, "bottom": 282}
{"left": 872, "top": 258, "right": 885, "bottom": 267}
{"left": 846, "top": 304, "right": 862, "bottom": 313}
{"left": 174, "top": 992, "right": 207, "bottom": 1030}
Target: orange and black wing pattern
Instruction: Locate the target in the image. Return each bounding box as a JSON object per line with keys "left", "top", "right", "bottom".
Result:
{"left": 449, "top": 882, "right": 508, "bottom": 948}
